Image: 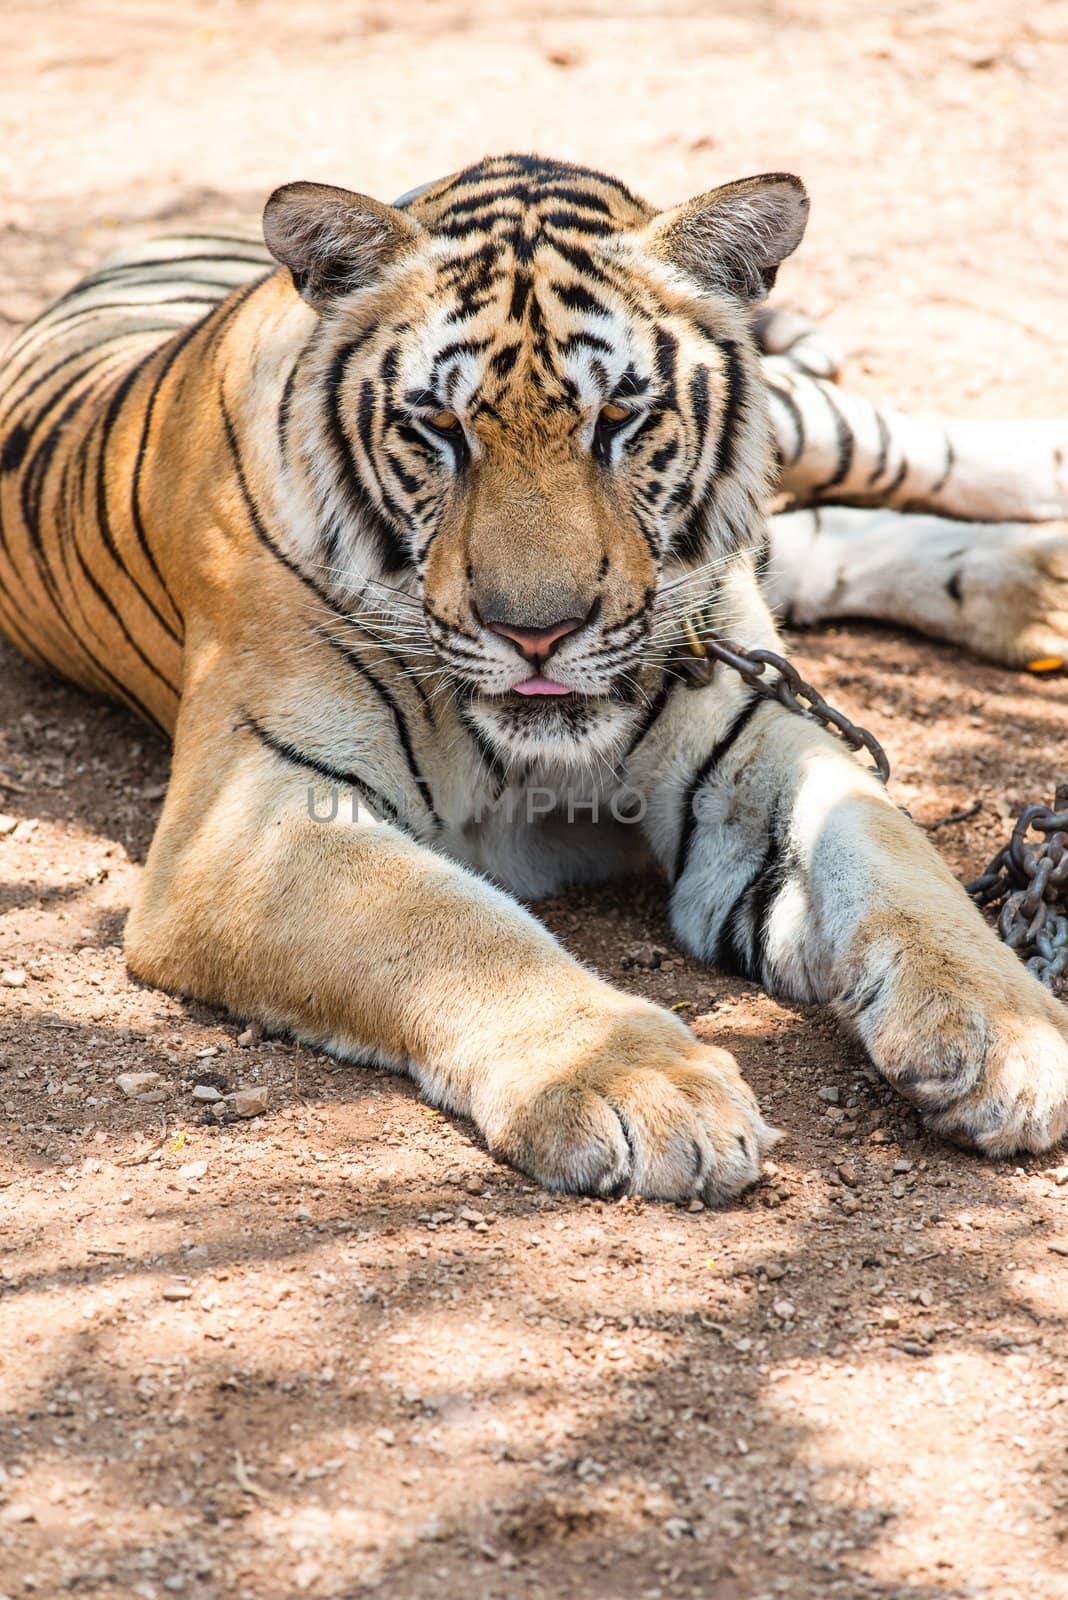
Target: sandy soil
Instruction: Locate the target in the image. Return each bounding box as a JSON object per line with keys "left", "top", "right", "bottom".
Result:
{"left": 1, "top": 3, "right": 1066, "bottom": 1598}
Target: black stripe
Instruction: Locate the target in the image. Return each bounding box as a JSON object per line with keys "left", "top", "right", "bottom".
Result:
{"left": 749, "top": 824, "right": 788, "bottom": 973}
{"left": 93, "top": 352, "right": 183, "bottom": 643}
{"left": 930, "top": 432, "right": 955, "bottom": 497}
{"left": 713, "top": 825, "right": 782, "bottom": 978}
{"left": 559, "top": 331, "right": 612, "bottom": 357}
{"left": 508, "top": 272, "right": 531, "bottom": 322}
{"left": 713, "top": 338, "right": 746, "bottom": 481}
{"left": 80, "top": 250, "right": 268, "bottom": 279}
{"left": 811, "top": 384, "right": 855, "bottom": 495}
{"left": 650, "top": 438, "right": 679, "bottom": 474}
{"left": 0, "top": 582, "right": 54, "bottom": 672}
{"left": 621, "top": 677, "right": 674, "bottom": 761}
{"left": 766, "top": 381, "right": 805, "bottom": 470}
{"left": 315, "top": 630, "right": 441, "bottom": 821}
{"left": 129, "top": 318, "right": 208, "bottom": 633}
{"left": 540, "top": 185, "right": 614, "bottom": 216}
{"left": 322, "top": 343, "right": 410, "bottom": 575}
{"left": 882, "top": 456, "right": 909, "bottom": 499}
{"left": 32, "top": 295, "right": 227, "bottom": 334}
{"left": 544, "top": 237, "right": 617, "bottom": 283}
{"left": 242, "top": 713, "right": 403, "bottom": 829}
{"left": 653, "top": 327, "right": 678, "bottom": 405}
{"left": 540, "top": 210, "right": 613, "bottom": 236}
{"left": 19, "top": 379, "right": 102, "bottom": 619}
{"left": 866, "top": 408, "right": 892, "bottom": 486}
{"left": 489, "top": 342, "right": 521, "bottom": 378}
{"left": 689, "top": 366, "right": 710, "bottom": 433}
{"left": 553, "top": 281, "right": 609, "bottom": 318}
{"left": 459, "top": 705, "right": 509, "bottom": 796}
{"left": 673, "top": 695, "right": 761, "bottom": 883}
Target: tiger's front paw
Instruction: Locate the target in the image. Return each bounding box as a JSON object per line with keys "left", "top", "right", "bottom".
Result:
{"left": 844, "top": 929, "right": 1068, "bottom": 1155}
{"left": 481, "top": 1001, "right": 775, "bottom": 1205}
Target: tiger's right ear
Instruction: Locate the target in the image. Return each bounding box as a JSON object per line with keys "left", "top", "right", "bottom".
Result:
{"left": 263, "top": 182, "right": 424, "bottom": 311}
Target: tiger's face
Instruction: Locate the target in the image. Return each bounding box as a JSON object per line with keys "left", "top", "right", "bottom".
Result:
{"left": 266, "top": 156, "right": 808, "bottom": 766}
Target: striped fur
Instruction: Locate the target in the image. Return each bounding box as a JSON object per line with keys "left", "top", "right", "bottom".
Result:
{"left": 0, "top": 154, "right": 1065, "bottom": 1201}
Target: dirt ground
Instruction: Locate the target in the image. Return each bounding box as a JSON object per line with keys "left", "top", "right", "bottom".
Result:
{"left": 1, "top": 2, "right": 1067, "bottom": 1598}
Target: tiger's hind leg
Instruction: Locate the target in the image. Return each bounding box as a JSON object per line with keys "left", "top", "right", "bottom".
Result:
{"left": 762, "top": 506, "right": 1068, "bottom": 668}
{"left": 761, "top": 360, "right": 1068, "bottom": 524}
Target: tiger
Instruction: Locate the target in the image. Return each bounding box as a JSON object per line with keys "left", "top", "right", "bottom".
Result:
{"left": 1, "top": 152, "right": 1066, "bottom": 1205}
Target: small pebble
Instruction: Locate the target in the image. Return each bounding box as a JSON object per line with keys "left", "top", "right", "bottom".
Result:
{"left": 893, "top": 1159, "right": 914, "bottom": 1174}
{"left": 1, "top": 969, "right": 26, "bottom": 988}
{"left": 161, "top": 1284, "right": 193, "bottom": 1301}
{"left": 0, "top": 814, "right": 18, "bottom": 836}
{"left": 0, "top": 1501, "right": 36, "bottom": 1524}
{"left": 374, "top": 1428, "right": 396, "bottom": 1446}
{"left": 237, "top": 1022, "right": 264, "bottom": 1048}
{"left": 772, "top": 1298, "right": 796, "bottom": 1321}
{"left": 836, "top": 1162, "right": 858, "bottom": 1188}
{"left": 224, "top": 1087, "right": 269, "bottom": 1119}
{"left": 817, "top": 1086, "right": 840, "bottom": 1104}
{"left": 662, "top": 1517, "right": 693, "bottom": 1540}
{"left": 115, "top": 1071, "right": 165, "bottom": 1098}
{"left": 178, "top": 1160, "right": 208, "bottom": 1181}
{"left": 192, "top": 1084, "right": 223, "bottom": 1103}
{"left": 625, "top": 942, "right": 663, "bottom": 970}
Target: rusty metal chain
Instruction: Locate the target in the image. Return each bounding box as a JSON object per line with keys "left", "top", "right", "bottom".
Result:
{"left": 675, "top": 612, "right": 892, "bottom": 785}
{"left": 967, "top": 783, "right": 1068, "bottom": 989}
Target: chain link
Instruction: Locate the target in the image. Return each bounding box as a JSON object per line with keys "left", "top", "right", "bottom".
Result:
{"left": 966, "top": 782, "right": 1068, "bottom": 989}
{"left": 675, "top": 612, "right": 892, "bottom": 785}
{"left": 674, "top": 615, "right": 1068, "bottom": 987}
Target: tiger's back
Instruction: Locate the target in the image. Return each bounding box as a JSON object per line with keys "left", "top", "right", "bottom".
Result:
{"left": 0, "top": 230, "right": 272, "bottom": 730}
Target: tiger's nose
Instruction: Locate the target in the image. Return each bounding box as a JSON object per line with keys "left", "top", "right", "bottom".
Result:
{"left": 485, "top": 615, "right": 585, "bottom": 663}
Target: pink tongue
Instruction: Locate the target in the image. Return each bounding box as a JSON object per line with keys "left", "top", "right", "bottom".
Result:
{"left": 513, "top": 675, "right": 572, "bottom": 697}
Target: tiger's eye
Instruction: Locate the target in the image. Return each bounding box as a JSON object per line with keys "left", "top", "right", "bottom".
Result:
{"left": 599, "top": 402, "right": 632, "bottom": 425}
{"left": 428, "top": 410, "right": 461, "bottom": 433}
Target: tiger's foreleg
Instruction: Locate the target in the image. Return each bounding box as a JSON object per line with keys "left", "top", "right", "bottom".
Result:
{"left": 124, "top": 678, "right": 772, "bottom": 1204}
{"left": 761, "top": 506, "right": 1068, "bottom": 667}
{"left": 762, "top": 360, "right": 1068, "bottom": 524}
{"left": 631, "top": 577, "right": 1068, "bottom": 1154}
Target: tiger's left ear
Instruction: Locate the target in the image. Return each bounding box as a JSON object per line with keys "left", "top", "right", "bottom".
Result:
{"left": 263, "top": 181, "right": 424, "bottom": 311}
{"left": 641, "top": 173, "right": 809, "bottom": 302}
